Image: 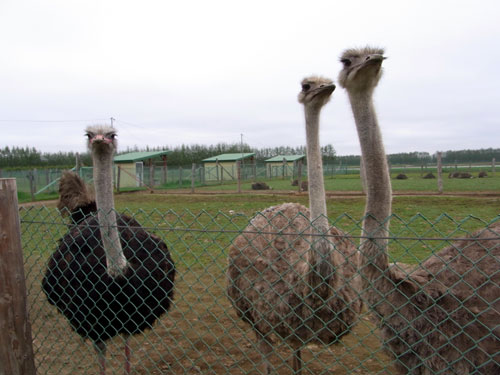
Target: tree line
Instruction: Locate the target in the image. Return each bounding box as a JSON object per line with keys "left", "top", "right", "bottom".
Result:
{"left": 1, "top": 144, "right": 498, "bottom": 169}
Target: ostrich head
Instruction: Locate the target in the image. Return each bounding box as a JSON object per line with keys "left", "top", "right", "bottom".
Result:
{"left": 85, "top": 125, "right": 118, "bottom": 156}
{"left": 337, "top": 47, "right": 386, "bottom": 92}
{"left": 297, "top": 76, "right": 336, "bottom": 108}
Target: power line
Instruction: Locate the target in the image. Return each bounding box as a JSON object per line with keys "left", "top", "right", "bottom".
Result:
{"left": 0, "top": 119, "right": 108, "bottom": 123}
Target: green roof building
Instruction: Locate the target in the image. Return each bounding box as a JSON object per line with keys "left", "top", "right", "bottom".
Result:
{"left": 265, "top": 154, "right": 305, "bottom": 178}
{"left": 114, "top": 150, "right": 170, "bottom": 188}
{"left": 202, "top": 153, "right": 255, "bottom": 181}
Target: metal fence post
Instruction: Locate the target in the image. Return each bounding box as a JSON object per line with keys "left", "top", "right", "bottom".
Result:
{"left": 0, "top": 179, "right": 36, "bottom": 375}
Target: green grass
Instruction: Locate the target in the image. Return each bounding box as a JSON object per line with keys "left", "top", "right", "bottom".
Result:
{"left": 20, "top": 191, "right": 499, "bottom": 269}
{"left": 192, "top": 171, "right": 500, "bottom": 193}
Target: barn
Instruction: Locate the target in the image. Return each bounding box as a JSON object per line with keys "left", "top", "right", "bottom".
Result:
{"left": 202, "top": 153, "right": 255, "bottom": 182}
{"left": 265, "top": 155, "right": 305, "bottom": 178}
{"left": 113, "top": 151, "right": 170, "bottom": 188}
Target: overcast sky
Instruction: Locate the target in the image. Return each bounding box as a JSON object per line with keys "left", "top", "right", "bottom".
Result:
{"left": 1, "top": 0, "right": 499, "bottom": 156}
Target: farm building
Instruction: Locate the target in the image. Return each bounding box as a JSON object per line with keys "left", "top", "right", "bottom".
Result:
{"left": 202, "top": 153, "right": 255, "bottom": 182}
{"left": 265, "top": 154, "right": 305, "bottom": 178}
{"left": 114, "top": 150, "right": 170, "bottom": 188}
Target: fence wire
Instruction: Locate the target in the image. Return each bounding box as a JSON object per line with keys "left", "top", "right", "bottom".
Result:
{"left": 20, "top": 207, "right": 500, "bottom": 375}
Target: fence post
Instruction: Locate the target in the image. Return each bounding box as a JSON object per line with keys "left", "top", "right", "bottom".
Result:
{"left": 237, "top": 161, "right": 241, "bottom": 193}
{"left": 149, "top": 159, "right": 154, "bottom": 188}
{"left": 191, "top": 163, "right": 196, "bottom": 194}
{"left": 117, "top": 166, "right": 121, "bottom": 193}
{"left": 162, "top": 155, "right": 168, "bottom": 185}
{"left": 297, "top": 160, "right": 303, "bottom": 193}
{"left": 253, "top": 159, "right": 257, "bottom": 182}
{"left": 493, "top": 158, "right": 496, "bottom": 175}
{"left": 216, "top": 160, "right": 221, "bottom": 184}
{"left": 437, "top": 151, "right": 443, "bottom": 194}
{"left": 27, "top": 171, "right": 35, "bottom": 202}
{"left": 0, "top": 179, "right": 36, "bottom": 375}
{"left": 178, "top": 166, "right": 182, "bottom": 187}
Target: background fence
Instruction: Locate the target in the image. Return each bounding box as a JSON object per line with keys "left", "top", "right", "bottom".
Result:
{"left": 18, "top": 205, "right": 500, "bottom": 374}
{"left": 3, "top": 160, "right": 496, "bottom": 196}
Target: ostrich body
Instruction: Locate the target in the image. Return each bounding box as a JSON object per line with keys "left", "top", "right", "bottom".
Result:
{"left": 338, "top": 47, "right": 500, "bottom": 374}
{"left": 227, "top": 77, "right": 362, "bottom": 374}
{"left": 42, "top": 125, "right": 175, "bottom": 374}
{"left": 57, "top": 170, "right": 97, "bottom": 224}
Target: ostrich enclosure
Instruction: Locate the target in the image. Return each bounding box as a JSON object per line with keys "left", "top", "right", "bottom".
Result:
{"left": 11, "top": 191, "right": 500, "bottom": 374}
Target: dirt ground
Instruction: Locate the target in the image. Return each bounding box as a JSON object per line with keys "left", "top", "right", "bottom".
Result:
{"left": 27, "top": 253, "right": 397, "bottom": 375}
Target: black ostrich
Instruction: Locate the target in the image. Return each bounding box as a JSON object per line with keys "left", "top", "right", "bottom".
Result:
{"left": 42, "top": 125, "right": 175, "bottom": 374}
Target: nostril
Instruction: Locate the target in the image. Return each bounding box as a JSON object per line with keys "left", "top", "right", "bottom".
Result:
{"left": 366, "top": 56, "right": 370, "bottom": 60}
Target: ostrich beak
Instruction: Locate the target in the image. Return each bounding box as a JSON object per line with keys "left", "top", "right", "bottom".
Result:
{"left": 313, "top": 83, "right": 336, "bottom": 98}
{"left": 91, "top": 135, "right": 113, "bottom": 145}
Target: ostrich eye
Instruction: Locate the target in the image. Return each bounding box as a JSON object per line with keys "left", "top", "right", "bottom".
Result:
{"left": 341, "top": 58, "right": 351, "bottom": 67}
{"left": 107, "top": 133, "right": 117, "bottom": 139}
{"left": 302, "top": 83, "right": 311, "bottom": 92}
{"left": 85, "top": 133, "right": 92, "bottom": 139}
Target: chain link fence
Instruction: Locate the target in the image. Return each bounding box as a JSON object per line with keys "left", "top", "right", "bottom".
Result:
{"left": 20, "top": 206, "right": 499, "bottom": 374}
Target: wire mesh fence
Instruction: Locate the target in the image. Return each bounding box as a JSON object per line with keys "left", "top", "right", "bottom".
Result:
{"left": 20, "top": 206, "right": 500, "bottom": 374}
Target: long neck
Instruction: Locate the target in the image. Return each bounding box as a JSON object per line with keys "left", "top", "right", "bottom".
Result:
{"left": 93, "top": 149, "right": 128, "bottom": 277}
{"left": 348, "top": 90, "right": 392, "bottom": 290}
{"left": 304, "top": 105, "right": 333, "bottom": 291}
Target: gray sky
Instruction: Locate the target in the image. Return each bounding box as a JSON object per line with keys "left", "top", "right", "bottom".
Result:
{"left": 1, "top": 0, "right": 499, "bottom": 156}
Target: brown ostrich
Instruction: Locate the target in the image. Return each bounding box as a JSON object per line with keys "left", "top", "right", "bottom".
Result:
{"left": 57, "top": 170, "right": 97, "bottom": 224}
{"left": 43, "top": 125, "right": 175, "bottom": 375}
{"left": 227, "top": 76, "right": 362, "bottom": 374}
{"left": 338, "top": 46, "right": 500, "bottom": 374}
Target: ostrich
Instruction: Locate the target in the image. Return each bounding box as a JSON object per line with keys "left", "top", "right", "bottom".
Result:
{"left": 57, "top": 170, "right": 97, "bottom": 224}
{"left": 42, "top": 125, "right": 175, "bottom": 375}
{"left": 338, "top": 46, "right": 500, "bottom": 374}
{"left": 227, "top": 76, "right": 362, "bottom": 374}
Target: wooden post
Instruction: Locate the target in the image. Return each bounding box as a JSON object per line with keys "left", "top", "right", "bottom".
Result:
{"left": 0, "top": 179, "right": 36, "bottom": 375}
{"left": 178, "top": 166, "right": 182, "bottom": 187}
{"left": 27, "top": 171, "right": 35, "bottom": 202}
{"left": 252, "top": 159, "right": 257, "bottom": 182}
{"left": 492, "top": 158, "right": 496, "bottom": 175}
{"left": 282, "top": 158, "right": 286, "bottom": 180}
{"left": 297, "top": 160, "right": 303, "bottom": 193}
{"left": 191, "top": 163, "right": 196, "bottom": 193}
{"left": 149, "top": 159, "right": 154, "bottom": 188}
{"left": 216, "top": 160, "right": 221, "bottom": 184}
{"left": 236, "top": 161, "right": 241, "bottom": 193}
{"left": 117, "top": 166, "right": 121, "bottom": 193}
{"left": 162, "top": 155, "right": 167, "bottom": 185}
{"left": 437, "top": 152, "right": 443, "bottom": 194}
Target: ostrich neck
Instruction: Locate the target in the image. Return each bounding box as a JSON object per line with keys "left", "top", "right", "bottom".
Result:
{"left": 304, "top": 105, "right": 332, "bottom": 290}
{"left": 348, "top": 90, "right": 392, "bottom": 288}
{"left": 305, "top": 108, "right": 328, "bottom": 231}
{"left": 92, "top": 150, "right": 128, "bottom": 276}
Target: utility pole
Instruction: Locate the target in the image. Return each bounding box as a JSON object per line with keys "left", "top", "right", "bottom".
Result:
{"left": 110, "top": 117, "right": 115, "bottom": 127}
